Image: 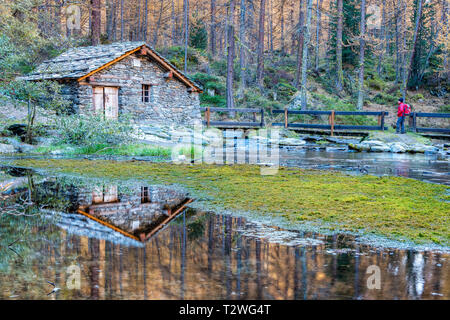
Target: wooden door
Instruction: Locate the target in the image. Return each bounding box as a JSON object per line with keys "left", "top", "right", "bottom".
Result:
{"left": 92, "top": 86, "right": 118, "bottom": 119}
{"left": 104, "top": 87, "right": 118, "bottom": 119}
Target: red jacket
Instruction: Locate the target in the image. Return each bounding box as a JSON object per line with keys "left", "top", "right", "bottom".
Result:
{"left": 397, "top": 102, "right": 406, "bottom": 117}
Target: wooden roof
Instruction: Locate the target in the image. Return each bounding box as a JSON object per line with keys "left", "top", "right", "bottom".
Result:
{"left": 19, "top": 42, "right": 202, "bottom": 92}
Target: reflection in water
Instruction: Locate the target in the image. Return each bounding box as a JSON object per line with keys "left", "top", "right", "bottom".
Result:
{"left": 279, "top": 149, "right": 450, "bottom": 185}
{"left": 0, "top": 168, "right": 449, "bottom": 300}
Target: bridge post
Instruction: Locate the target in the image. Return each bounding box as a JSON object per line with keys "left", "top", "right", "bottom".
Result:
{"left": 206, "top": 107, "right": 210, "bottom": 128}
{"left": 260, "top": 108, "right": 265, "bottom": 127}
{"left": 380, "top": 111, "right": 385, "bottom": 131}
{"left": 330, "top": 110, "right": 335, "bottom": 136}
{"left": 284, "top": 108, "right": 288, "bottom": 128}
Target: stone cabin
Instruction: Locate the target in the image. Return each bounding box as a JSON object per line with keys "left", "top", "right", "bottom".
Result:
{"left": 20, "top": 42, "right": 203, "bottom": 126}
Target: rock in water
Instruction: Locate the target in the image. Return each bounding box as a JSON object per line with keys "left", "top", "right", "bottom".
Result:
{"left": 389, "top": 142, "right": 407, "bottom": 153}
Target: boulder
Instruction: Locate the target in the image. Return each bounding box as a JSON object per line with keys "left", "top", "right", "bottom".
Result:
{"left": 0, "top": 143, "right": 16, "bottom": 153}
{"left": 348, "top": 143, "right": 370, "bottom": 152}
{"left": 15, "top": 143, "right": 35, "bottom": 153}
{"left": 363, "top": 140, "right": 385, "bottom": 147}
{"left": 277, "top": 138, "right": 306, "bottom": 146}
{"left": 408, "top": 144, "right": 439, "bottom": 154}
{"left": 389, "top": 142, "right": 407, "bottom": 153}
{"left": 370, "top": 145, "right": 391, "bottom": 152}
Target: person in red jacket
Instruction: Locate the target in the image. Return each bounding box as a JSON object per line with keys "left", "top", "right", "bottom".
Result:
{"left": 396, "top": 98, "right": 407, "bottom": 134}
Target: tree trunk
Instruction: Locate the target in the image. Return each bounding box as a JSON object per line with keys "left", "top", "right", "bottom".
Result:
{"left": 238, "top": 0, "right": 247, "bottom": 98}
{"left": 153, "top": 0, "right": 164, "bottom": 46}
{"left": 280, "top": 0, "right": 285, "bottom": 55}
{"left": 294, "top": 0, "right": 304, "bottom": 89}
{"left": 268, "top": 0, "right": 274, "bottom": 54}
{"left": 377, "top": 0, "right": 386, "bottom": 76}
{"left": 314, "top": 0, "right": 323, "bottom": 72}
{"left": 256, "top": 0, "right": 266, "bottom": 89}
{"left": 336, "top": 0, "right": 344, "bottom": 92}
{"left": 143, "top": 0, "right": 149, "bottom": 42}
{"left": 120, "top": 0, "right": 124, "bottom": 41}
{"left": 290, "top": 4, "right": 295, "bottom": 55}
{"left": 400, "top": 0, "right": 408, "bottom": 98}
{"left": 300, "top": 0, "right": 313, "bottom": 110}
{"left": 91, "top": 0, "right": 101, "bottom": 45}
{"left": 136, "top": 0, "right": 141, "bottom": 41}
{"left": 226, "top": 0, "right": 236, "bottom": 110}
{"left": 211, "top": 0, "right": 216, "bottom": 56}
{"left": 403, "top": 0, "right": 424, "bottom": 97}
{"left": 106, "top": 1, "right": 114, "bottom": 40}
{"left": 184, "top": 0, "right": 189, "bottom": 73}
{"left": 357, "top": 0, "right": 367, "bottom": 110}
{"left": 26, "top": 99, "right": 36, "bottom": 145}
{"left": 171, "top": 0, "right": 178, "bottom": 45}
{"left": 394, "top": 0, "right": 400, "bottom": 82}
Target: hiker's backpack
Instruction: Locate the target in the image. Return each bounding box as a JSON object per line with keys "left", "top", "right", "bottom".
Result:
{"left": 403, "top": 104, "right": 411, "bottom": 115}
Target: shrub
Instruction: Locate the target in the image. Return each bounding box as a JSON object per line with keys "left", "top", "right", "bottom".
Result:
{"left": 367, "top": 78, "right": 385, "bottom": 91}
{"left": 55, "top": 114, "right": 133, "bottom": 147}
{"left": 372, "top": 92, "right": 397, "bottom": 105}
{"left": 410, "top": 93, "right": 425, "bottom": 101}
{"left": 439, "top": 105, "right": 450, "bottom": 113}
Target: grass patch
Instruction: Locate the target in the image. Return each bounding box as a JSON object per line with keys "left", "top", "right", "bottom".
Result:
{"left": 34, "top": 144, "right": 172, "bottom": 157}
{"left": 9, "top": 159, "right": 450, "bottom": 246}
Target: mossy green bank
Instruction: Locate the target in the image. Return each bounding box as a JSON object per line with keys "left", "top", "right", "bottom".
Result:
{"left": 9, "top": 159, "right": 450, "bottom": 246}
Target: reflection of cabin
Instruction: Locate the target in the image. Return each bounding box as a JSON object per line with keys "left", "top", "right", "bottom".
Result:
{"left": 76, "top": 184, "right": 191, "bottom": 241}
{"left": 20, "top": 42, "right": 203, "bottom": 126}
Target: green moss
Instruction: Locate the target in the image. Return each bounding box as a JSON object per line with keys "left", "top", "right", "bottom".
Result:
{"left": 8, "top": 159, "right": 449, "bottom": 246}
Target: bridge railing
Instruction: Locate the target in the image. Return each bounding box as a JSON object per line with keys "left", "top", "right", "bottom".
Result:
{"left": 271, "top": 109, "right": 388, "bottom": 135}
{"left": 200, "top": 107, "right": 265, "bottom": 128}
{"left": 408, "top": 112, "right": 450, "bottom": 134}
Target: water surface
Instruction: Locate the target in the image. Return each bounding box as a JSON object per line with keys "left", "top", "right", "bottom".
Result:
{"left": 0, "top": 168, "right": 448, "bottom": 300}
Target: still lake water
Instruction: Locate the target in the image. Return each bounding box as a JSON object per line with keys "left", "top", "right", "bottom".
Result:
{"left": 0, "top": 165, "right": 448, "bottom": 300}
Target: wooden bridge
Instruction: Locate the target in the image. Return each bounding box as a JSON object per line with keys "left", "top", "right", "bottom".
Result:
{"left": 200, "top": 107, "right": 449, "bottom": 137}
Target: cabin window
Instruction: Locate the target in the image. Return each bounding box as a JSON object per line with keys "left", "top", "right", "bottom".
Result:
{"left": 142, "top": 84, "right": 154, "bottom": 103}
{"left": 141, "top": 187, "right": 150, "bottom": 203}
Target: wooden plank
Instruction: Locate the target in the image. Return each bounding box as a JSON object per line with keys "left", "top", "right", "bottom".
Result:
{"left": 200, "top": 107, "right": 261, "bottom": 113}
{"left": 272, "top": 123, "right": 388, "bottom": 130}
{"left": 104, "top": 87, "right": 119, "bottom": 119}
{"left": 77, "top": 209, "right": 140, "bottom": 242}
{"left": 144, "top": 199, "right": 194, "bottom": 240}
{"left": 272, "top": 110, "right": 389, "bottom": 116}
{"left": 202, "top": 121, "right": 262, "bottom": 127}
{"left": 80, "top": 81, "right": 122, "bottom": 87}
{"left": 415, "top": 112, "right": 450, "bottom": 118}
{"left": 416, "top": 127, "right": 450, "bottom": 133}
{"left": 92, "top": 86, "right": 104, "bottom": 115}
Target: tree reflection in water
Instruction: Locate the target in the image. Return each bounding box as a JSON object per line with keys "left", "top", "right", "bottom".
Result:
{"left": 0, "top": 167, "right": 448, "bottom": 300}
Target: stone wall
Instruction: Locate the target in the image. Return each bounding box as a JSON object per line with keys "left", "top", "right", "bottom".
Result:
{"left": 72, "top": 53, "right": 201, "bottom": 126}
